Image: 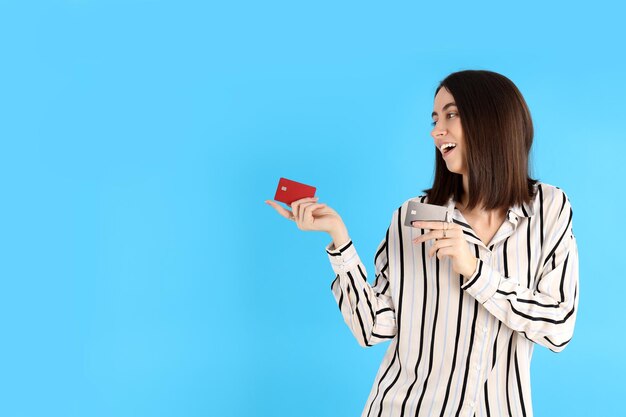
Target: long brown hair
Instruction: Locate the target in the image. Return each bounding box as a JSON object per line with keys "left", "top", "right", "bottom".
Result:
{"left": 423, "top": 70, "right": 539, "bottom": 212}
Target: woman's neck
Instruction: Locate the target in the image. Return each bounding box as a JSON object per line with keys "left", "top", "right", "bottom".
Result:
{"left": 456, "top": 196, "right": 507, "bottom": 225}
{"left": 458, "top": 176, "right": 506, "bottom": 223}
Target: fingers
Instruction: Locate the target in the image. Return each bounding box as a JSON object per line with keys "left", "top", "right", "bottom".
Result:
{"left": 265, "top": 200, "right": 293, "bottom": 220}
{"left": 266, "top": 197, "right": 320, "bottom": 222}
{"left": 412, "top": 228, "right": 460, "bottom": 244}
{"left": 410, "top": 230, "right": 455, "bottom": 258}
{"left": 427, "top": 239, "right": 454, "bottom": 258}
{"left": 300, "top": 202, "right": 327, "bottom": 224}
{"left": 291, "top": 197, "right": 319, "bottom": 221}
{"left": 411, "top": 220, "right": 457, "bottom": 230}
{"left": 296, "top": 201, "right": 324, "bottom": 225}
{"left": 433, "top": 246, "right": 454, "bottom": 260}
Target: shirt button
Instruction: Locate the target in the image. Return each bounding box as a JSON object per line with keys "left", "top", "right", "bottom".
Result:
{"left": 475, "top": 364, "right": 481, "bottom": 371}
{"left": 467, "top": 401, "right": 475, "bottom": 408}
{"left": 483, "top": 326, "right": 488, "bottom": 332}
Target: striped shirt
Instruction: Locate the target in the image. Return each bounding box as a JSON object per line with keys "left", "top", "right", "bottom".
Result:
{"left": 325, "top": 181, "right": 579, "bottom": 417}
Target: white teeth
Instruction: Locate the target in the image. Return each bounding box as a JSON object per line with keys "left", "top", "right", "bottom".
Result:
{"left": 440, "top": 143, "right": 456, "bottom": 152}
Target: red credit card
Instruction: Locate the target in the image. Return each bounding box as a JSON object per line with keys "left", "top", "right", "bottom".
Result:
{"left": 274, "top": 177, "right": 316, "bottom": 207}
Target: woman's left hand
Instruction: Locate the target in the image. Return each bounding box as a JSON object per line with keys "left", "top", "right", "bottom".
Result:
{"left": 411, "top": 221, "right": 478, "bottom": 278}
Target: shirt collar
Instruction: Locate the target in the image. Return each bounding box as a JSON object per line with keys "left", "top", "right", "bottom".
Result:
{"left": 508, "top": 200, "right": 535, "bottom": 218}
{"left": 443, "top": 193, "right": 536, "bottom": 220}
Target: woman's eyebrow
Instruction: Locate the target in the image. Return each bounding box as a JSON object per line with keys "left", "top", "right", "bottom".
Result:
{"left": 431, "top": 102, "right": 457, "bottom": 117}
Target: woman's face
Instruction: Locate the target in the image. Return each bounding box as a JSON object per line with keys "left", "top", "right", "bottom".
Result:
{"left": 431, "top": 87, "right": 467, "bottom": 176}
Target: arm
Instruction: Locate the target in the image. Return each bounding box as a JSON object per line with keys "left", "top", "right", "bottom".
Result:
{"left": 326, "top": 229, "right": 397, "bottom": 348}
{"left": 461, "top": 190, "right": 579, "bottom": 352}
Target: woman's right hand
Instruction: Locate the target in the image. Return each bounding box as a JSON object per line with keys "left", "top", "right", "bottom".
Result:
{"left": 264, "top": 197, "right": 344, "bottom": 234}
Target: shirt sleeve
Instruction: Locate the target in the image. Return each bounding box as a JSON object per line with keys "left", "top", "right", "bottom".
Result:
{"left": 460, "top": 190, "right": 579, "bottom": 352}
{"left": 326, "top": 230, "right": 397, "bottom": 348}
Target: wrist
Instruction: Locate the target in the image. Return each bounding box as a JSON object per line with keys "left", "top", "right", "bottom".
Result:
{"left": 329, "top": 222, "right": 350, "bottom": 249}
{"left": 463, "top": 257, "right": 479, "bottom": 280}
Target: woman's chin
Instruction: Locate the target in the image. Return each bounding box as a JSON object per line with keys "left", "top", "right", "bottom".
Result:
{"left": 445, "top": 164, "right": 460, "bottom": 174}
{"left": 444, "top": 160, "right": 466, "bottom": 175}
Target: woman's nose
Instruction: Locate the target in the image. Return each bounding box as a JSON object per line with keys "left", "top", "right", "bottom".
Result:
{"left": 431, "top": 125, "right": 447, "bottom": 138}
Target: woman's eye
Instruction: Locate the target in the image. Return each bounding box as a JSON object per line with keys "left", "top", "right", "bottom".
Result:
{"left": 431, "top": 112, "right": 457, "bottom": 127}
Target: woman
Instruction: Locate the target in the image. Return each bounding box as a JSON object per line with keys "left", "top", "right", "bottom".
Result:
{"left": 265, "top": 70, "right": 579, "bottom": 417}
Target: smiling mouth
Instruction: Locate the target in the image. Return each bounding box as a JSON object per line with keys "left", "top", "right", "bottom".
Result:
{"left": 442, "top": 146, "right": 456, "bottom": 157}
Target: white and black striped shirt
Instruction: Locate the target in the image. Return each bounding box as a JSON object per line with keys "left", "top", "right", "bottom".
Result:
{"left": 325, "top": 181, "right": 579, "bottom": 417}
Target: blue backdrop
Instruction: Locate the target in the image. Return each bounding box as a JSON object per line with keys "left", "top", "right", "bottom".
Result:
{"left": 0, "top": 1, "right": 623, "bottom": 416}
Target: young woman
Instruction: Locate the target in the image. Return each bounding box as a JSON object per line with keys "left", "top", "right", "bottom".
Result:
{"left": 265, "top": 70, "right": 579, "bottom": 417}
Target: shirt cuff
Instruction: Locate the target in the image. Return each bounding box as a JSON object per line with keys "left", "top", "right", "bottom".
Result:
{"left": 460, "top": 258, "right": 501, "bottom": 304}
{"left": 325, "top": 239, "right": 362, "bottom": 275}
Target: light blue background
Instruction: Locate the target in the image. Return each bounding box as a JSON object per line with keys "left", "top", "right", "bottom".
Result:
{"left": 0, "top": 1, "right": 623, "bottom": 416}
